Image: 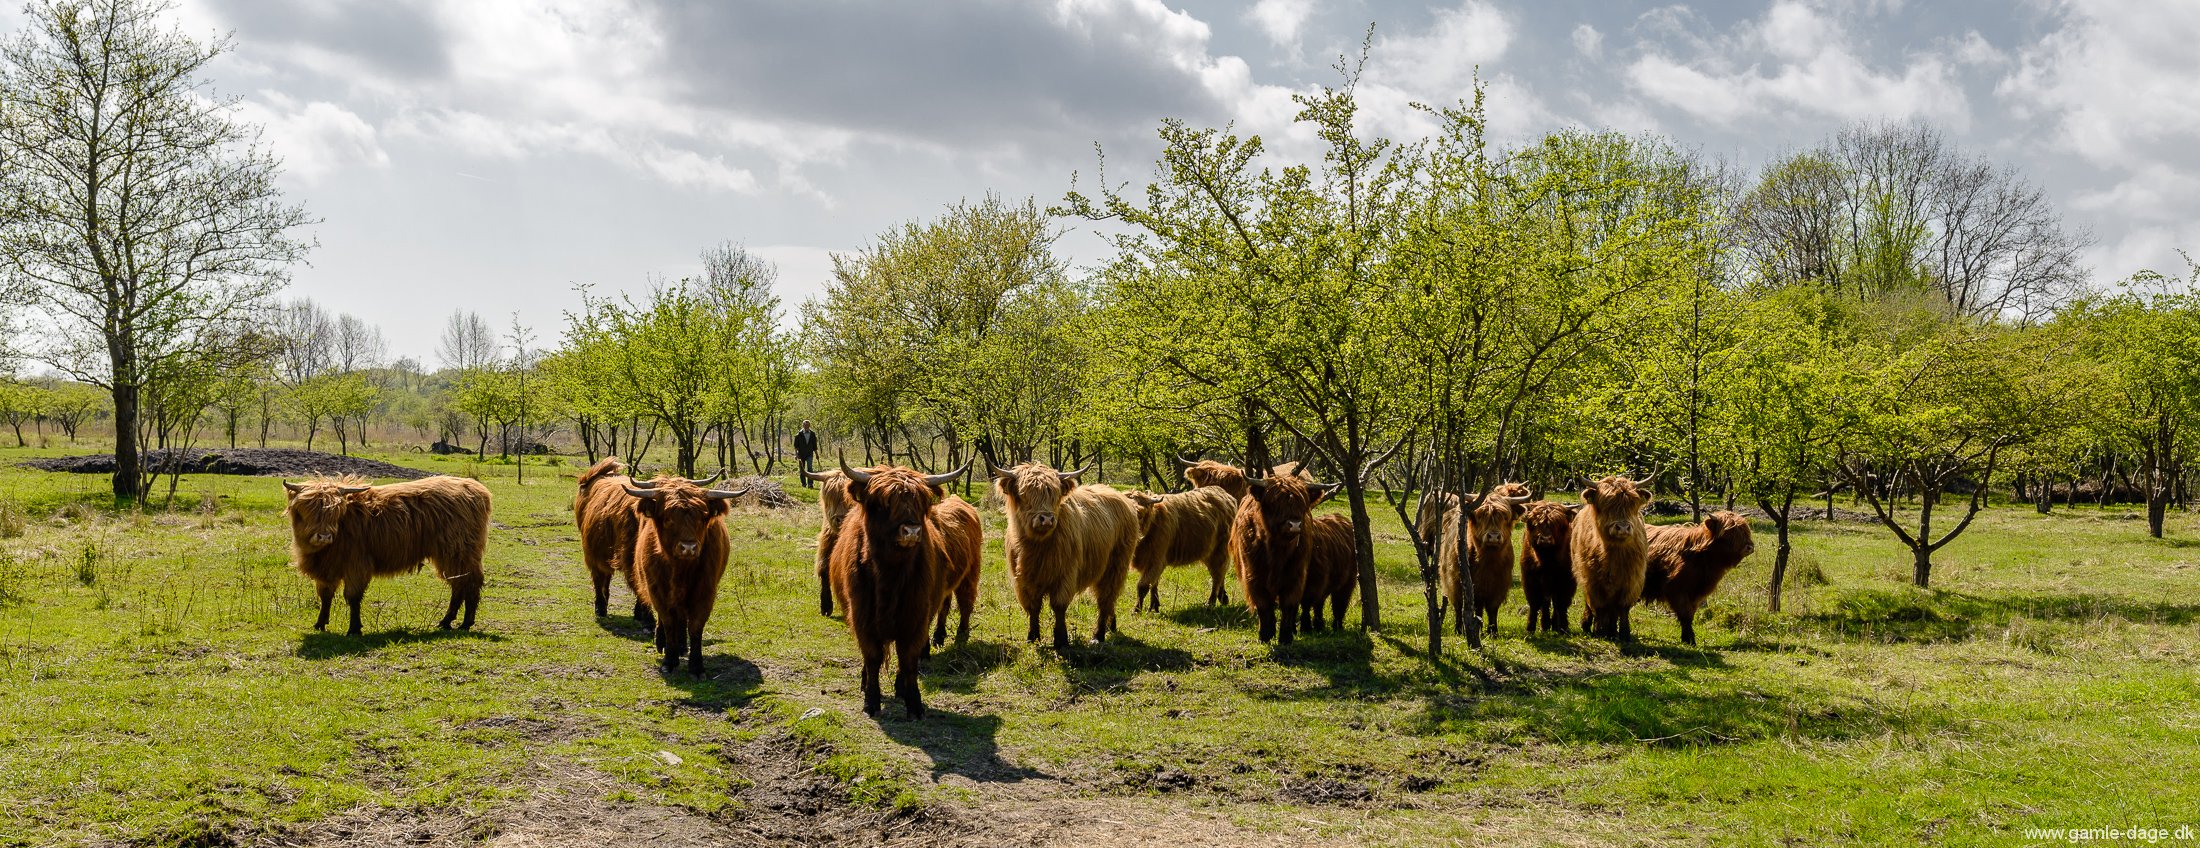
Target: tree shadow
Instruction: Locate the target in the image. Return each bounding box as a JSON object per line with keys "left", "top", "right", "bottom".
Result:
{"left": 1416, "top": 664, "right": 1912, "bottom": 747}
{"left": 1801, "top": 587, "right": 2200, "bottom": 644}
{"left": 924, "top": 640, "right": 1017, "bottom": 694}
{"left": 296, "top": 626, "right": 504, "bottom": 659}
{"left": 1164, "top": 603, "right": 1252, "bottom": 630}
{"left": 875, "top": 706, "right": 1049, "bottom": 784}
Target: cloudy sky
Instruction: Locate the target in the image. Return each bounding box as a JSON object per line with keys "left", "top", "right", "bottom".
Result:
{"left": 8, "top": 0, "right": 2193, "bottom": 362}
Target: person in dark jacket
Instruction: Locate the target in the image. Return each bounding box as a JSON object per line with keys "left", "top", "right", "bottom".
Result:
{"left": 794, "top": 420, "right": 820, "bottom": 487}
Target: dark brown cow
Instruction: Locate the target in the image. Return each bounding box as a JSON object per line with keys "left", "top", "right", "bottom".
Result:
{"left": 623, "top": 477, "right": 746, "bottom": 674}
{"left": 284, "top": 475, "right": 492, "bottom": 636}
{"left": 1570, "top": 475, "right": 1655, "bottom": 639}
{"left": 828, "top": 461, "right": 972, "bottom": 717}
{"left": 1299, "top": 512, "right": 1357, "bottom": 632}
{"left": 993, "top": 460, "right": 1141, "bottom": 650}
{"left": 1518, "top": 500, "right": 1579, "bottom": 633}
{"left": 1124, "top": 486, "right": 1238, "bottom": 611}
{"left": 803, "top": 468, "right": 855, "bottom": 616}
{"left": 1435, "top": 487, "right": 1533, "bottom": 636}
{"left": 1230, "top": 471, "right": 1343, "bottom": 645}
{"left": 576, "top": 459, "right": 723, "bottom": 629}
{"left": 1642, "top": 511, "right": 1756, "bottom": 645}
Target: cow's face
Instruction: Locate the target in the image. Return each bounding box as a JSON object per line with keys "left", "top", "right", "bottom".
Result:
{"left": 1468, "top": 499, "right": 1519, "bottom": 550}
{"left": 1520, "top": 501, "right": 1575, "bottom": 547}
{"left": 632, "top": 479, "right": 731, "bottom": 561}
{"left": 995, "top": 462, "right": 1085, "bottom": 540}
{"left": 816, "top": 470, "right": 854, "bottom": 526}
{"left": 1704, "top": 511, "right": 1757, "bottom": 558}
{"left": 846, "top": 466, "right": 938, "bottom": 550}
{"left": 1247, "top": 475, "right": 1320, "bottom": 538}
{"left": 282, "top": 478, "right": 369, "bottom": 553}
{"left": 1578, "top": 476, "right": 1652, "bottom": 539}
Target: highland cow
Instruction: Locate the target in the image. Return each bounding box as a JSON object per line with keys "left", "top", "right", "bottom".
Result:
{"left": 1570, "top": 476, "right": 1656, "bottom": 639}
{"left": 1124, "top": 486, "right": 1238, "bottom": 611}
{"left": 1177, "top": 455, "right": 1314, "bottom": 499}
{"left": 1299, "top": 512, "right": 1357, "bottom": 632}
{"left": 623, "top": 477, "right": 746, "bottom": 674}
{"left": 1641, "top": 511, "right": 1756, "bottom": 645}
{"left": 804, "top": 468, "right": 855, "bottom": 616}
{"left": 1517, "top": 500, "right": 1580, "bottom": 633}
{"left": 1231, "top": 471, "right": 1342, "bottom": 645}
{"left": 992, "top": 460, "right": 1141, "bottom": 650}
{"left": 1435, "top": 487, "right": 1533, "bottom": 636}
{"left": 284, "top": 475, "right": 492, "bottom": 637}
{"left": 828, "top": 461, "right": 973, "bottom": 717}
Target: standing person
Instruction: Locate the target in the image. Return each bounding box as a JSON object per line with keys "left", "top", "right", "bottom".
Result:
{"left": 794, "top": 420, "right": 820, "bottom": 487}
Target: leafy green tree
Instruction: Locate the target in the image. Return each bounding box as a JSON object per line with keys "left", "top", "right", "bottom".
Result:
{"left": 0, "top": 0, "right": 312, "bottom": 499}
{"left": 2061, "top": 256, "right": 2200, "bottom": 538}
{"left": 0, "top": 379, "right": 46, "bottom": 446}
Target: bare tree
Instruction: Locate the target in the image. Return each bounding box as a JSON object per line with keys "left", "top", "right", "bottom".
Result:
{"left": 0, "top": 0, "right": 313, "bottom": 498}
{"left": 437, "top": 310, "right": 501, "bottom": 373}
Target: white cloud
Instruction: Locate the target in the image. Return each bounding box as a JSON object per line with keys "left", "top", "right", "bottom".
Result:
{"left": 1372, "top": 1, "right": 1513, "bottom": 95}
{"left": 233, "top": 94, "right": 389, "bottom": 181}
{"left": 1572, "top": 24, "right": 1603, "bottom": 58}
{"left": 1247, "top": 0, "right": 1317, "bottom": 48}
{"left": 1623, "top": 0, "right": 1969, "bottom": 128}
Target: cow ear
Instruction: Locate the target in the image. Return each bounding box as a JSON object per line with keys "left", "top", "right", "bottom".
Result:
{"left": 993, "top": 477, "right": 1016, "bottom": 500}
{"left": 844, "top": 479, "right": 869, "bottom": 503}
{"left": 708, "top": 499, "right": 731, "bottom": 518}
{"left": 1578, "top": 488, "right": 1598, "bottom": 506}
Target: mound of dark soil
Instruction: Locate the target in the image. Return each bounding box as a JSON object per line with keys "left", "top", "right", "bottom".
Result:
{"left": 19, "top": 448, "right": 433, "bottom": 480}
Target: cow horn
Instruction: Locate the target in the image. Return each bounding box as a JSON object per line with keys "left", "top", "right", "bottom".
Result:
{"left": 801, "top": 468, "right": 838, "bottom": 482}
{"left": 623, "top": 486, "right": 664, "bottom": 499}
{"left": 703, "top": 488, "right": 748, "bottom": 500}
{"left": 1622, "top": 475, "right": 1652, "bottom": 489}
{"left": 1058, "top": 463, "right": 1094, "bottom": 483}
{"left": 1311, "top": 481, "right": 1343, "bottom": 497}
{"left": 1245, "top": 471, "right": 1270, "bottom": 492}
{"left": 630, "top": 478, "right": 658, "bottom": 489}
{"left": 338, "top": 485, "right": 371, "bottom": 494}
{"left": 690, "top": 469, "right": 724, "bottom": 487}
{"left": 282, "top": 481, "right": 302, "bottom": 493}
{"left": 924, "top": 462, "right": 970, "bottom": 488}
{"left": 1565, "top": 502, "right": 1584, "bottom": 513}
{"left": 838, "top": 454, "right": 870, "bottom": 485}
{"left": 1174, "top": 452, "right": 1199, "bottom": 471}
{"left": 1503, "top": 487, "right": 1534, "bottom": 505}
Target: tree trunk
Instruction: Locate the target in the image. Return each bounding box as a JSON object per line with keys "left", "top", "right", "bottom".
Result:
{"left": 1760, "top": 493, "right": 1794, "bottom": 613}
{"left": 1912, "top": 546, "right": 1932, "bottom": 589}
{"left": 1346, "top": 479, "right": 1381, "bottom": 630}
{"left": 111, "top": 382, "right": 141, "bottom": 501}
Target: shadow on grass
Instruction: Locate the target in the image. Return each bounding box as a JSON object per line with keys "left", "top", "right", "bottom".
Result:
{"left": 296, "top": 626, "right": 504, "bottom": 658}
{"left": 1422, "top": 664, "right": 1905, "bottom": 748}
{"left": 1800, "top": 587, "right": 2200, "bottom": 643}
{"left": 1054, "top": 634, "right": 1194, "bottom": 695}
{"left": 1164, "top": 602, "right": 1252, "bottom": 630}
{"left": 659, "top": 651, "right": 765, "bottom": 712}
{"left": 925, "top": 639, "right": 1016, "bottom": 693}
{"left": 875, "top": 706, "right": 1048, "bottom": 784}
{"left": 593, "top": 613, "right": 654, "bottom": 642}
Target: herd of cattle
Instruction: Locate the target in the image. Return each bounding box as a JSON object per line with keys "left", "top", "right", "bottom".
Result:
{"left": 277, "top": 455, "right": 1759, "bottom": 719}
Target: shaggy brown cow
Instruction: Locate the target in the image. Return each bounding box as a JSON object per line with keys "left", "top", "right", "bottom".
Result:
{"left": 1177, "top": 455, "right": 1313, "bottom": 499}
{"left": 1298, "top": 512, "right": 1357, "bottom": 632}
{"left": 623, "top": 477, "right": 746, "bottom": 674}
{"left": 1642, "top": 511, "right": 1756, "bottom": 645}
{"left": 1434, "top": 487, "right": 1533, "bottom": 636}
{"left": 1231, "top": 471, "right": 1343, "bottom": 645}
{"left": 284, "top": 475, "right": 492, "bottom": 637}
{"left": 829, "top": 461, "right": 975, "bottom": 717}
{"left": 576, "top": 459, "right": 724, "bottom": 629}
{"left": 1517, "top": 500, "right": 1580, "bottom": 633}
{"left": 1124, "top": 486, "right": 1238, "bottom": 611}
{"left": 803, "top": 468, "right": 856, "bottom": 616}
{"left": 993, "top": 460, "right": 1140, "bottom": 650}
{"left": 1415, "top": 491, "right": 1458, "bottom": 546}
{"left": 1570, "top": 476, "right": 1655, "bottom": 639}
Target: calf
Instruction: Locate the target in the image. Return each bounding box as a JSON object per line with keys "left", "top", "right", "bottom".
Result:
{"left": 830, "top": 461, "right": 976, "bottom": 717}
{"left": 1570, "top": 476, "right": 1655, "bottom": 639}
{"left": 803, "top": 468, "right": 856, "bottom": 616}
{"left": 1124, "top": 486, "right": 1238, "bottom": 610}
{"left": 623, "top": 477, "right": 746, "bottom": 674}
{"left": 1231, "top": 471, "right": 1342, "bottom": 646}
{"left": 1299, "top": 512, "right": 1357, "bottom": 632}
{"left": 1642, "top": 511, "right": 1756, "bottom": 645}
{"left": 575, "top": 457, "right": 651, "bottom": 627}
{"left": 284, "top": 475, "right": 492, "bottom": 637}
{"left": 992, "top": 460, "right": 1141, "bottom": 650}
{"left": 1517, "top": 500, "right": 1579, "bottom": 633}
{"left": 1435, "top": 487, "right": 1533, "bottom": 636}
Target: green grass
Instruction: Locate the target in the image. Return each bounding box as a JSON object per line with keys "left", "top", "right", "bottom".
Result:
{"left": 0, "top": 443, "right": 2195, "bottom": 846}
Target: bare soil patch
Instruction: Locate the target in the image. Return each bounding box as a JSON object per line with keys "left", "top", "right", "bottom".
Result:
{"left": 19, "top": 448, "right": 433, "bottom": 480}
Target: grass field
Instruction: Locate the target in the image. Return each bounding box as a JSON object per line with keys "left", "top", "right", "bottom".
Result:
{"left": 0, "top": 444, "right": 2194, "bottom": 847}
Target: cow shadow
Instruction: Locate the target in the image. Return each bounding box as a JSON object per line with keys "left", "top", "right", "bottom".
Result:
{"left": 924, "top": 640, "right": 1017, "bottom": 694}
{"left": 657, "top": 652, "right": 766, "bottom": 712}
{"left": 593, "top": 613, "right": 655, "bottom": 642}
{"left": 1164, "top": 603, "right": 1252, "bottom": 630}
{"left": 874, "top": 707, "right": 1048, "bottom": 784}
{"left": 296, "top": 626, "right": 504, "bottom": 659}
